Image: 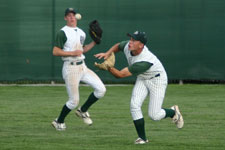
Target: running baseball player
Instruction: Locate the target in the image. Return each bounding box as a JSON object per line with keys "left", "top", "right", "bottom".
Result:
{"left": 95, "top": 31, "right": 184, "bottom": 144}
{"left": 51, "top": 8, "right": 106, "bottom": 130}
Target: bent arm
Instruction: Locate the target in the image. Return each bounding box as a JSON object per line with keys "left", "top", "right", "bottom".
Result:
{"left": 52, "top": 46, "right": 82, "bottom": 57}
{"left": 83, "top": 41, "right": 96, "bottom": 53}
{"left": 108, "top": 61, "right": 153, "bottom": 78}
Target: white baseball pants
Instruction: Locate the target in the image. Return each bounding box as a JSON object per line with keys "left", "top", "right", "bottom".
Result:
{"left": 130, "top": 73, "right": 168, "bottom": 121}
{"left": 62, "top": 61, "right": 106, "bottom": 110}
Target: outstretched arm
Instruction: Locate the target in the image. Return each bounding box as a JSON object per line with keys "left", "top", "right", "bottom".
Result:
{"left": 94, "top": 43, "right": 120, "bottom": 60}
{"left": 108, "top": 67, "right": 132, "bottom": 78}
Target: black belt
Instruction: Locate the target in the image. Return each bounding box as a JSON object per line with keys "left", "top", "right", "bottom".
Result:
{"left": 150, "top": 73, "right": 160, "bottom": 79}
{"left": 70, "top": 61, "right": 83, "bottom": 65}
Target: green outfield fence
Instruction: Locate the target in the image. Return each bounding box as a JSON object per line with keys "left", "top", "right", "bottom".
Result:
{"left": 0, "top": 0, "right": 224, "bottom": 83}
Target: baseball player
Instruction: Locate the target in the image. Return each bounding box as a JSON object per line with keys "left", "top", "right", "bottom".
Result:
{"left": 51, "top": 8, "right": 106, "bottom": 130}
{"left": 95, "top": 31, "right": 184, "bottom": 144}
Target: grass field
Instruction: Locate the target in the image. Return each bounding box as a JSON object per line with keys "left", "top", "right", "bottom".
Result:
{"left": 0, "top": 84, "right": 225, "bottom": 150}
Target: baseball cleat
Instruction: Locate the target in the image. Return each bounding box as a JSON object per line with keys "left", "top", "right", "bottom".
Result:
{"left": 51, "top": 119, "right": 66, "bottom": 131}
{"left": 75, "top": 107, "right": 93, "bottom": 125}
{"left": 171, "top": 105, "right": 184, "bottom": 128}
{"left": 134, "top": 138, "right": 149, "bottom": 144}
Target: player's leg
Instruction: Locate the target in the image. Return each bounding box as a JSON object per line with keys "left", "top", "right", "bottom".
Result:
{"left": 62, "top": 69, "right": 80, "bottom": 113}
{"left": 148, "top": 76, "right": 184, "bottom": 128}
{"left": 52, "top": 64, "right": 81, "bottom": 130}
{"left": 80, "top": 68, "right": 106, "bottom": 112}
{"left": 130, "top": 78, "right": 149, "bottom": 143}
{"left": 147, "top": 77, "right": 174, "bottom": 121}
{"left": 75, "top": 67, "right": 106, "bottom": 125}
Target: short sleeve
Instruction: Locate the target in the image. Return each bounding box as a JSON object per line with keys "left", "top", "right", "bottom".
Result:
{"left": 54, "top": 30, "right": 67, "bottom": 49}
{"left": 128, "top": 61, "right": 153, "bottom": 76}
{"left": 118, "top": 41, "right": 129, "bottom": 51}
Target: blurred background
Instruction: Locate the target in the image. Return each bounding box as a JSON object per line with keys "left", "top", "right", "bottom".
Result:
{"left": 0, "top": 0, "right": 224, "bottom": 83}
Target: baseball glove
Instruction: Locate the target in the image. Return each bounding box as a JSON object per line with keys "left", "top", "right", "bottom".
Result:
{"left": 95, "top": 53, "right": 115, "bottom": 70}
{"left": 89, "top": 20, "right": 103, "bottom": 44}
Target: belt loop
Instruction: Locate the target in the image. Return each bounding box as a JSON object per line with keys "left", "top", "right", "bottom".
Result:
{"left": 155, "top": 73, "right": 160, "bottom": 77}
{"left": 76, "top": 61, "right": 83, "bottom": 65}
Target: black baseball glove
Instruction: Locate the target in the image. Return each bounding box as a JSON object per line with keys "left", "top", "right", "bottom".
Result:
{"left": 89, "top": 20, "right": 103, "bottom": 44}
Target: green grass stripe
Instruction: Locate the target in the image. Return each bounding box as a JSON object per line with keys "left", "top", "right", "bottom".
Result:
{"left": 0, "top": 84, "right": 224, "bottom": 150}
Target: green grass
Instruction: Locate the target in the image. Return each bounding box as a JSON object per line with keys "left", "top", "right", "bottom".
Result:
{"left": 0, "top": 84, "right": 225, "bottom": 150}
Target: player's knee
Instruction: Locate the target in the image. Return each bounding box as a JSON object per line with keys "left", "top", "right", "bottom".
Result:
{"left": 66, "top": 98, "right": 79, "bottom": 110}
{"left": 148, "top": 112, "right": 162, "bottom": 121}
{"left": 130, "top": 102, "right": 142, "bottom": 120}
{"left": 130, "top": 101, "right": 141, "bottom": 112}
{"left": 94, "top": 86, "right": 106, "bottom": 98}
{"left": 149, "top": 113, "right": 160, "bottom": 121}
{"left": 149, "top": 109, "right": 166, "bottom": 121}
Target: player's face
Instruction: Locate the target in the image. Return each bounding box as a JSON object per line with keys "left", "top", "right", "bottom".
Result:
{"left": 64, "top": 13, "right": 77, "bottom": 27}
{"left": 128, "top": 38, "right": 143, "bottom": 51}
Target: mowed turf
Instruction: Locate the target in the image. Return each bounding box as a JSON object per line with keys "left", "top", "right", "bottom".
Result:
{"left": 0, "top": 84, "right": 224, "bottom": 150}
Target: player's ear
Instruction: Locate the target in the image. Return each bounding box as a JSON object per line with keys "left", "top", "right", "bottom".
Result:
{"left": 139, "top": 42, "right": 144, "bottom": 49}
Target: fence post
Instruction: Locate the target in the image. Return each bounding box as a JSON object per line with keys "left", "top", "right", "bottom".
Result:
{"left": 51, "top": 0, "right": 55, "bottom": 81}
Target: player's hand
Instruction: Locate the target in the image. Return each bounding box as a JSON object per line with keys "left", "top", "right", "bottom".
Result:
{"left": 94, "top": 53, "right": 110, "bottom": 60}
{"left": 94, "top": 52, "right": 115, "bottom": 71}
{"left": 71, "top": 50, "right": 83, "bottom": 56}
